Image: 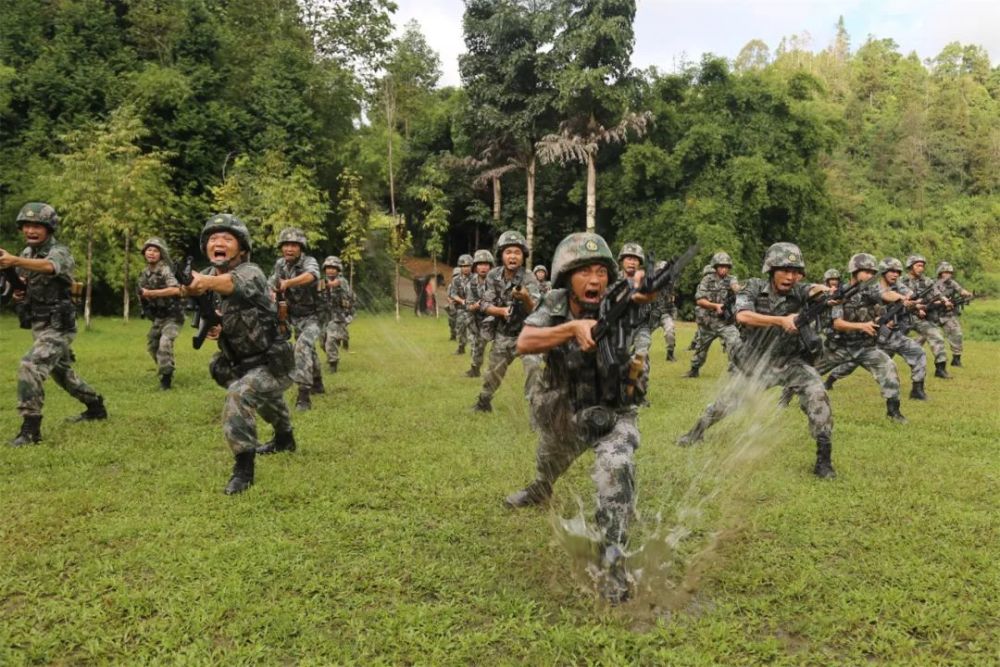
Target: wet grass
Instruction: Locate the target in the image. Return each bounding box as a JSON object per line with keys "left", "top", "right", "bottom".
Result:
{"left": 0, "top": 312, "right": 997, "bottom": 664}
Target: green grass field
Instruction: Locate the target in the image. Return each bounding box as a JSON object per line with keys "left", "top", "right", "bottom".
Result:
{"left": 1, "top": 311, "right": 997, "bottom": 665}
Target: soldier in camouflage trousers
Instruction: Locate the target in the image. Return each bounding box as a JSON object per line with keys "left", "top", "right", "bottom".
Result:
{"left": 449, "top": 255, "right": 474, "bottom": 355}
{"left": 2, "top": 203, "right": 107, "bottom": 446}
{"left": 685, "top": 252, "right": 741, "bottom": 377}
{"left": 473, "top": 231, "right": 542, "bottom": 412}
{"left": 185, "top": 214, "right": 296, "bottom": 494}
{"left": 900, "top": 254, "right": 951, "bottom": 379}
{"left": 933, "top": 261, "right": 971, "bottom": 368}
{"left": 137, "top": 238, "right": 185, "bottom": 390}
{"left": 505, "top": 232, "right": 642, "bottom": 604}
{"left": 678, "top": 243, "right": 839, "bottom": 479}
{"left": 533, "top": 265, "right": 552, "bottom": 297}
{"left": 269, "top": 228, "right": 322, "bottom": 410}
{"left": 825, "top": 258, "right": 930, "bottom": 401}
{"left": 463, "top": 250, "right": 494, "bottom": 378}
{"left": 649, "top": 259, "right": 678, "bottom": 362}
{"left": 317, "top": 256, "right": 355, "bottom": 372}
{"left": 814, "top": 253, "right": 908, "bottom": 423}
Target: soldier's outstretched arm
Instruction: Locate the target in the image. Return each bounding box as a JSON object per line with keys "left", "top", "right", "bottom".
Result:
{"left": 185, "top": 271, "right": 234, "bottom": 296}
{"left": 736, "top": 310, "right": 796, "bottom": 332}
{"left": 0, "top": 251, "right": 55, "bottom": 275}
{"left": 517, "top": 321, "right": 596, "bottom": 355}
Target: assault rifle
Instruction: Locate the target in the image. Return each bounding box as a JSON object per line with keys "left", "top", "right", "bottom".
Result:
{"left": 592, "top": 244, "right": 699, "bottom": 401}
{"left": 794, "top": 278, "right": 873, "bottom": 361}
{"left": 875, "top": 283, "right": 936, "bottom": 346}
{"left": 924, "top": 292, "right": 974, "bottom": 316}
{"left": 178, "top": 257, "right": 222, "bottom": 350}
{"left": 274, "top": 287, "right": 290, "bottom": 339}
{"left": 0, "top": 250, "right": 27, "bottom": 308}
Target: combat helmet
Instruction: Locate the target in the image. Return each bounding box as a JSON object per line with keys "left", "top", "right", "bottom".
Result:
{"left": 936, "top": 261, "right": 954, "bottom": 276}
{"left": 550, "top": 232, "right": 618, "bottom": 289}
{"left": 495, "top": 230, "right": 529, "bottom": 255}
{"left": 16, "top": 202, "right": 59, "bottom": 232}
{"left": 141, "top": 237, "right": 172, "bottom": 263}
{"left": 457, "top": 254, "right": 473, "bottom": 267}
{"left": 322, "top": 255, "right": 343, "bottom": 271}
{"left": 533, "top": 265, "right": 548, "bottom": 276}
{"left": 201, "top": 213, "right": 252, "bottom": 255}
{"left": 617, "top": 242, "right": 645, "bottom": 262}
{"left": 905, "top": 254, "right": 927, "bottom": 269}
{"left": 710, "top": 251, "right": 733, "bottom": 267}
{"left": 277, "top": 227, "right": 308, "bottom": 251}
{"left": 879, "top": 257, "right": 904, "bottom": 274}
{"left": 823, "top": 268, "right": 841, "bottom": 282}
{"left": 472, "top": 249, "right": 495, "bottom": 267}
{"left": 847, "top": 253, "right": 877, "bottom": 274}
{"left": 761, "top": 242, "right": 805, "bottom": 273}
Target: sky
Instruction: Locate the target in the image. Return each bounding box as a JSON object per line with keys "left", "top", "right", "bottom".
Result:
{"left": 390, "top": 0, "right": 1000, "bottom": 87}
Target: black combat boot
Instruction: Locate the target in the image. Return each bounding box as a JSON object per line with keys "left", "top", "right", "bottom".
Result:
{"left": 454, "top": 344, "right": 466, "bottom": 355}
{"left": 909, "top": 381, "right": 927, "bottom": 400}
{"left": 813, "top": 435, "right": 836, "bottom": 479}
{"left": 503, "top": 480, "right": 553, "bottom": 509}
{"left": 10, "top": 415, "right": 42, "bottom": 447}
{"left": 224, "top": 452, "right": 255, "bottom": 495}
{"left": 934, "top": 361, "right": 951, "bottom": 379}
{"left": 256, "top": 429, "right": 296, "bottom": 455}
{"left": 886, "top": 397, "right": 907, "bottom": 423}
{"left": 683, "top": 367, "right": 699, "bottom": 378}
{"left": 472, "top": 395, "right": 492, "bottom": 412}
{"left": 666, "top": 347, "right": 676, "bottom": 362}
{"left": 950, "top": 354, "right": 962, "bottom": 367}
{"left": 464, "top": 366, "right": 480, "bottom": 378}
{"left": 311, "top": 375, "right": 325, "bottom": 394}
{"left": 328, "top": 360, "right": 338, "bottom": 373}
{"left": 295, "top": 386, "right": 311, "bottom": 411}
{"left": 341, "top": 339, "right": 348, "bottom": 351}
{"left": 70, "top": 396, "right": 107, "bottom": 422}
{"left": 159, "top": 372, "right": 173, "bottom": 390}
{"left": 823, "top": 375, "right": 836, "bottom": 390}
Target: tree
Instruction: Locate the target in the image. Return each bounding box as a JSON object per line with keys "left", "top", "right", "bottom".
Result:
{"left": 336, "top": 167, "right": 370, "bottom": 285}
{"left": 408, "top": 157, "right": 451, "bottom": 316}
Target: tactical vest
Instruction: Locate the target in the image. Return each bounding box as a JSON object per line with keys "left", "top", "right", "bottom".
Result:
{"left": 830, "top": 287, "right": 882, "bottom": 347}
{"left": 21, "top": 241, "right": 75, "bottom": 330}
{"left": 696, "top": 274, "right": 735, "bottom": 323}
{"left": 488, "top": 266, "right": 531, "bottom": 337}
{"left": 737, "top": 278, "right": 808, "bottom": 364}
{"left": 276, "top": 258, "right": 319, "bottom": 317}
{"left": 319, "top": 279, "right": 353, "bottom": 320}
{"left": 140, "top": 264, "right": 183, "bottom": 318}
{"left": 219, "top": 291, "right": 281, "bottom": 363}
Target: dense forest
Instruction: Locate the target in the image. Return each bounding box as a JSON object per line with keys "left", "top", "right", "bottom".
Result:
{"left": 2, "top": 0, "right": 998, "bottom": 314}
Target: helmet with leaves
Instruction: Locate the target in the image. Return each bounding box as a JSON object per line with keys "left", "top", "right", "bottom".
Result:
{"left": 16, "top": 202, "right": 59, "bottom": 232}
{"left": 550, "top": 233, "right": 618, "bottom": 289}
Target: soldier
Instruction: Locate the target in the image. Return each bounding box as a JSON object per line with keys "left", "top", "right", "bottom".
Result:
{"left": 472, "top": 231, "right": 541, "bottom": 412}
{"left": 649, "top": 260, "right": 678, "bottom": 361}
{"left": 686, "top": 264, "right": 714, "bottom": 352}
{"left": 814, "top": 253, "right": 908, "bottom": 422}
{"left": 933, "top": 261, "right": 972, "bottom": 368}
{"left": 685, "top": 252, "right": 740, "bottom": 378}
{"left": 533, "top": 265, "right": 552, "bottom": 297}
{"left": 449, "top": 255, "right": 474, "bottom": 355}
{"left": 183, "top": 214, "right": 296, "bottom": 492}
{"left": 900, "top": 254, "right": 950, "bottom": 380}
{"left": 137, "top": 237, "right": 185, "bottom": 390}
{"left": 2, "top": 203, "right": 107, "bottom": 446}
{"left": 823, "top": 269, "right": 840, "bottom": 290}
{"left": 824, "top": 258, "right": 930, "bottom": 401}
{"left": 268, "top": 228, "right": 322, "bottom": 410}
{"left": 617, "top": 243, "right": 653, "bottom": 359}
{"left": 677, "top": 243, "right": 838, "bottom": 478}
{"left": 317, "top": 256, "right": 355, "bottom": 373}
{"left": 446, "top": 267, "right": 459, "bottom": 340}
{"left": 463, "top": 249, "right": 494, "bottom": 378}
{"left": 504, "top": 232, "right": 643, "bottom": 603}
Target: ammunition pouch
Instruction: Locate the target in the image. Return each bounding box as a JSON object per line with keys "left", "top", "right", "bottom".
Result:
{"left": 209, "top": 352, "right": 237, "bottom": 388}
{"left": 266, "top": 339, "right": 295, "bottom": 379}
{"left": 573, "top": 406, "right": 617, "bottom": 441}
{"left": 25, "top": 300, "right": 76, "bottom": 332}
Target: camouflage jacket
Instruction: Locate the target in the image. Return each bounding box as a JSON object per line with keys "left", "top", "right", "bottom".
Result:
{"left": 695, "top": 272, "right": 738, "bottom": 324}
{"left": 18, "top": 236, "right": 76, "bottom": 330}
{"left": 465, "top": 274, "right": 490, "bottom": 319}
{"left": 934, "top": 277, "right": 967, "bottom": 318}
{"left": 480, "top": 265, "right": 541, "bottom": 337}
{"left": 448, "top": 273, "right": 472, "bottom": 311}
{"left": 649, "top": 284, "right": 677, "bottom": 322}
{"left": 216, "top": 262, "right": 283, "bottom": 363}
{"left": 318, "top": 276, "right": 355, "bottom": 323}
{"left": 734, "top": 277, "right": 815, "bottom": 364}
{"left": 269, "top": 254, "right": 321, "bottom": 317}
{"left": 827, "top": 281, "right": 884, "bottom": 347}
{"left": 138, "top": 261, "right": 182, "bottom": 318}
{"left": 537, "top": 280, "right": 552, "bottom": 297}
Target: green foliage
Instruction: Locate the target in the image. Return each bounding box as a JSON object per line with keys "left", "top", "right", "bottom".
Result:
{"left": 336, "top": 167, "right": 370, "bottom": 274}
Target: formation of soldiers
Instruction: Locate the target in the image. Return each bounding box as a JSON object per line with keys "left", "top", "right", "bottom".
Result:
{"left": 1, "top": 200, "right": 977, "bottom": 605}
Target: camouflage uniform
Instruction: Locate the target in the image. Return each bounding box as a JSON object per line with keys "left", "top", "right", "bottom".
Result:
{"left": 648, "top": 270, "right": 677, "bottom": 361}
{"left": 678, "top": 243, "right": 836, "bottom": 479}
{"left": 533, "top": 265, "right": 552, "bottom": 297}
{"left": 317, "top": 257, "right": 355, "bottom": 369}
{"left": 464, "top": 251, "right": 494, "bottom": 377}
{"left": 688, "top": 258, "right": 740, "bottom": 375}
{"left": 138, "top": 239, "right": 184, "bottom": 385}
{"left": 9, "top": 204, "right": 104, "bottom": 446}
{"left": 899, "top": 255, "right": 948, "bottom": 368}
{"left": 449, "top": 257, "right": 474, "bottom": 353}
{"left": 269, "top": 234, "right": 321, "bottom": 406}
{"left": 933, "top": 263, "right": 967, "bottom": 359}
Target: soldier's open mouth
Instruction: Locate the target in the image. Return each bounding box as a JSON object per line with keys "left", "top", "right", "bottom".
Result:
{"left": 213, "top": 249, "right": 228, "bottom": 259}
{"left": 584, "top": 289, "right": 601, "bottom": 301}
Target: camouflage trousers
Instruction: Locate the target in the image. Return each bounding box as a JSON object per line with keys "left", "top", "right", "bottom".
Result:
{"left": 689, "top": 358, "right": 832, "bottom": 440}
{"left": 691, "top": 318, "right": 740, "bottom": 371}
{"left": 479, "top": 333, "right": 542, "bottom": 402}
{"left": 829, "top": 332, "right": 926, "bottom": 383}
{"left": 222, "top": 365, "right": 293, "bottom": 455}
{"left": 909, "top": 319, "right": 947, "bottom": 364}
{"left": 321, "top": 319, "right": 349, "bottom": 364}
{"left": 938, "top": 316, "right": 963, "bottom": 355}
{"left": 18, "top": 322, "right": 100, "bottom": 417}
{"left": 816, "top": 343, "right": 900, "bottom": 399}
{"left": 455, "top": 310, "right": 473, "bottom": 348}
{"left": 655, "top": 312, "right": 676, "bottom": 352}
{"left": 530, "top": 392, "right": 639, "bottom": 550}
{"left": 147, "top": 316, "right": 182, "bottom": 376}
{"left": 289, "top": 315, "right": 321, "bottom": 388}
{"left": 468, "top": 318, "right": 489, "bottom": 371}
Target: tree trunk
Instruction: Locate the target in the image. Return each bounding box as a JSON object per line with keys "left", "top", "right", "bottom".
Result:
{"left": 122, "top": 229, "right": 131, "bottom": 322}
{"left": 525, "top": 154, "right": 536, "bottom": 266}
{"left": 492, "top": 175, "right": 501, "bottom": 224}
{"left": 84, "top": 221, "right": 94, "bottom": 330}
{"left": 586, "top": 151, "right": 597, "bottom": 233}
{"left": 431, "top": 257, "right": 439, "bottom": 318}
